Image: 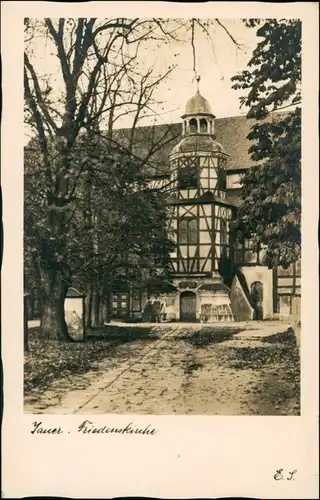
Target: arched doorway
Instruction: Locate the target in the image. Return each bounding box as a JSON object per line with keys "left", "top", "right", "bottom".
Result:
{"left": 180, "top": 291, "right": 197, "bottom": 322}
{"left": 251, "top": 281, "right": 264, "bottom": 320}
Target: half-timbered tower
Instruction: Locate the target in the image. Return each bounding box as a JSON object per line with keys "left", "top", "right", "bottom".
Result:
{"left": 25, "top": 79, "right": 300, "bottom": 324}
{"left": 103, "top": 82, "right": 301, "bottom": 324}
{"left": 160, "top": 78, "right": 235, "bottom": 322}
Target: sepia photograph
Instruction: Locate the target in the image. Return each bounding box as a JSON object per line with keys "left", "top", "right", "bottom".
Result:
{"left": 23, "top": 16, "right": 301, "bottom": 416}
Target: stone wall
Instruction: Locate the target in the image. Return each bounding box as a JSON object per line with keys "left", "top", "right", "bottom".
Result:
{"left": 278, "top": 295, "right": 291, "bottom": 319}
{"left": 277, "top": 295, "right": 301, "bottom": 321}
{"left": 292, "top": 296, "right": 301, "bottom": 322}
{"left": 230, "top": 275, "right": 254, "bottom": 321}
{"left": 293, "top": 321, "right": 301, "bottom": 349}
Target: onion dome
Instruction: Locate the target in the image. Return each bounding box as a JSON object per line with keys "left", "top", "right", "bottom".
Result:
{"left": 182, "top": 76, "right": 215, "bottom": 118}
{"left": 184, "top": 90, "right": 213, "bottom": 116}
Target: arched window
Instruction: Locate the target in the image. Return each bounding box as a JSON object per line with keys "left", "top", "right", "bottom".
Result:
{"left": 189, "top": 218, "right": 198, "bottom": 244}
{"left": 189, "top": 118, "right": 198, "bottom": 134}
{"left": 179, "top": 217, "right": 198, "bottom": 244}
{"left": 179, "top": 219, "right": 188, "bottom": 244}
{"left": 200, "top": 118, "right": 208, "bottom": 133}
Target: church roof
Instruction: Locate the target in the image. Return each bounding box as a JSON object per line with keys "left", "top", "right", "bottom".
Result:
{"left": 111, "top": 114, "right": 277, "bottom": 178}
{"left": 183, "top": 90, "right": 213, "bottom": 116}
{"left": 26, "top": 113, "right": 283, "bottom": 181}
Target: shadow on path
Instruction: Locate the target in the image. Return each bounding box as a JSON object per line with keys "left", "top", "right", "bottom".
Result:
{"left": 180, "top": 327, "right": 242, "bottom": 348}
{"left": 87, "top": 325, "right": 160, "bottom": 346}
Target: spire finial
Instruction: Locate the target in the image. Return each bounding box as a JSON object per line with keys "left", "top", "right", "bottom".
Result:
{"left": 196, "top": 74, "right": 201, "bottom": 92}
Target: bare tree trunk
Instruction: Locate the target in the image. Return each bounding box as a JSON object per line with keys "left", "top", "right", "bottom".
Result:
{"left": 39, "top": 268, "right": 72, "bottom": 341}
{"left": 85, "top": 284, "right": 93, "bottom": 329}
{"left": 91, "top": 285, "right": 101, "bottom": 327}
{"left": 99, "top": 297, "right": 109, "bottom": 325}
{"left": 26, "top": 293, "right": 33, "bottom": 320}
{"left": 105, "top": 292, "right": 112, "bottom": 324}
{"left": 98, "top": 295, "right": 103, "bottom": 325}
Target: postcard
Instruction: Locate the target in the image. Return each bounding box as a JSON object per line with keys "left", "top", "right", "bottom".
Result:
{"left": 1, "top": 1, "right": 319, "bottom": 498}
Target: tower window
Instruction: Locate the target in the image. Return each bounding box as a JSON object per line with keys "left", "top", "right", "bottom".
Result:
{"left": 178, "top": 166, "right": 198, "bottom": 189}
{"left": 189, "top": 118, "right": 198, "bottom": 134}
{"left": 179, "top": 217, "right": 198, "bottom": 244}
{"left": 179, "top": 219, "right": 188, "bottom": 243}
{"left": 200, "top": 118, "right": 208, "bottom": 133}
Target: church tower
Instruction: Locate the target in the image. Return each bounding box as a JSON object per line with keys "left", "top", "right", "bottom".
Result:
{"left": 164, "top": 77, "right": 235, "bottom": 322}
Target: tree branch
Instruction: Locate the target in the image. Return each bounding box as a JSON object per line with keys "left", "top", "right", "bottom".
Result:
{"left": 215, "top": 19, "right": 242, "bottom": 48}
{"left": 24, "top": 66, "right": 53, "bottom": 201}
{"left": 24, "top": 52, "right": 58, "bottom": 134}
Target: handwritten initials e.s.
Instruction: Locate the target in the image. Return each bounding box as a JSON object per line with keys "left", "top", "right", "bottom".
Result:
{"left": 274, "top": 469, "right": 297, "bottom": 481}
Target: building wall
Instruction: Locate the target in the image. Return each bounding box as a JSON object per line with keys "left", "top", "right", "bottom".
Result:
{"left": 278, "top": 294, "right": 301, "bottom": 321}
{"left": 240, "top": 266, "right": 274, "bottom": 319}
{"left": 226, "top": 172, "right": 243, "bottom": 189}
{"left": 276, "top": 260, "right": 301, "bottom": 319}
{"left": 154, "top": 280, "right": 234, "bottom": 323}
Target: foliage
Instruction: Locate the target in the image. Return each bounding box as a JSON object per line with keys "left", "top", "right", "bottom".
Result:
{"left": 24, "top": 131, "right": 174, "bottom": 298}
{"left": 24, "top": 18, "right": 180, "bottom": 338}
{"left": 24, "top": 330, "right": 113, "bottom": 394}
{"left": 231, "top": 19, "right": 301, "bottom": 268}
{"left": 181, "top": 327, "right": 242, "bottom": 348}
{"left": 24, "top": 325, "right": 155, "bottom": 394}
{"left": 73, "top": 133, "right": 174, "bottom": 293}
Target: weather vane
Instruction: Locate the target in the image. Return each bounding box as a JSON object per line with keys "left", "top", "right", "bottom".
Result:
{"left": 196, "top": 74, "right": 201, "bottom": 91}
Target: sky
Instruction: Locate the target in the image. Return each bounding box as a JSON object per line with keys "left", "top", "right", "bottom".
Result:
{"left": 146, "top": 19, "right": 259, "bottom": 126}
{"left": 24, "top": 18, "right": 261, "bottom": 143}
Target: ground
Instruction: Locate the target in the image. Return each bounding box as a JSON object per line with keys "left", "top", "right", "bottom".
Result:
{"left": 24, "top": 321, "right": 300, "bottom": 415}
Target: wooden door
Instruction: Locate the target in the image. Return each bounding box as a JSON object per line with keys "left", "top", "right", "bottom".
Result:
{"left": 180, "top": 291, "right": 197, "bottom": 322}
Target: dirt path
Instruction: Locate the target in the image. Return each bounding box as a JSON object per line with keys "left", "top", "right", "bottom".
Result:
{"left": 24, "top": 323, "right": 300, "bottom": 415}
